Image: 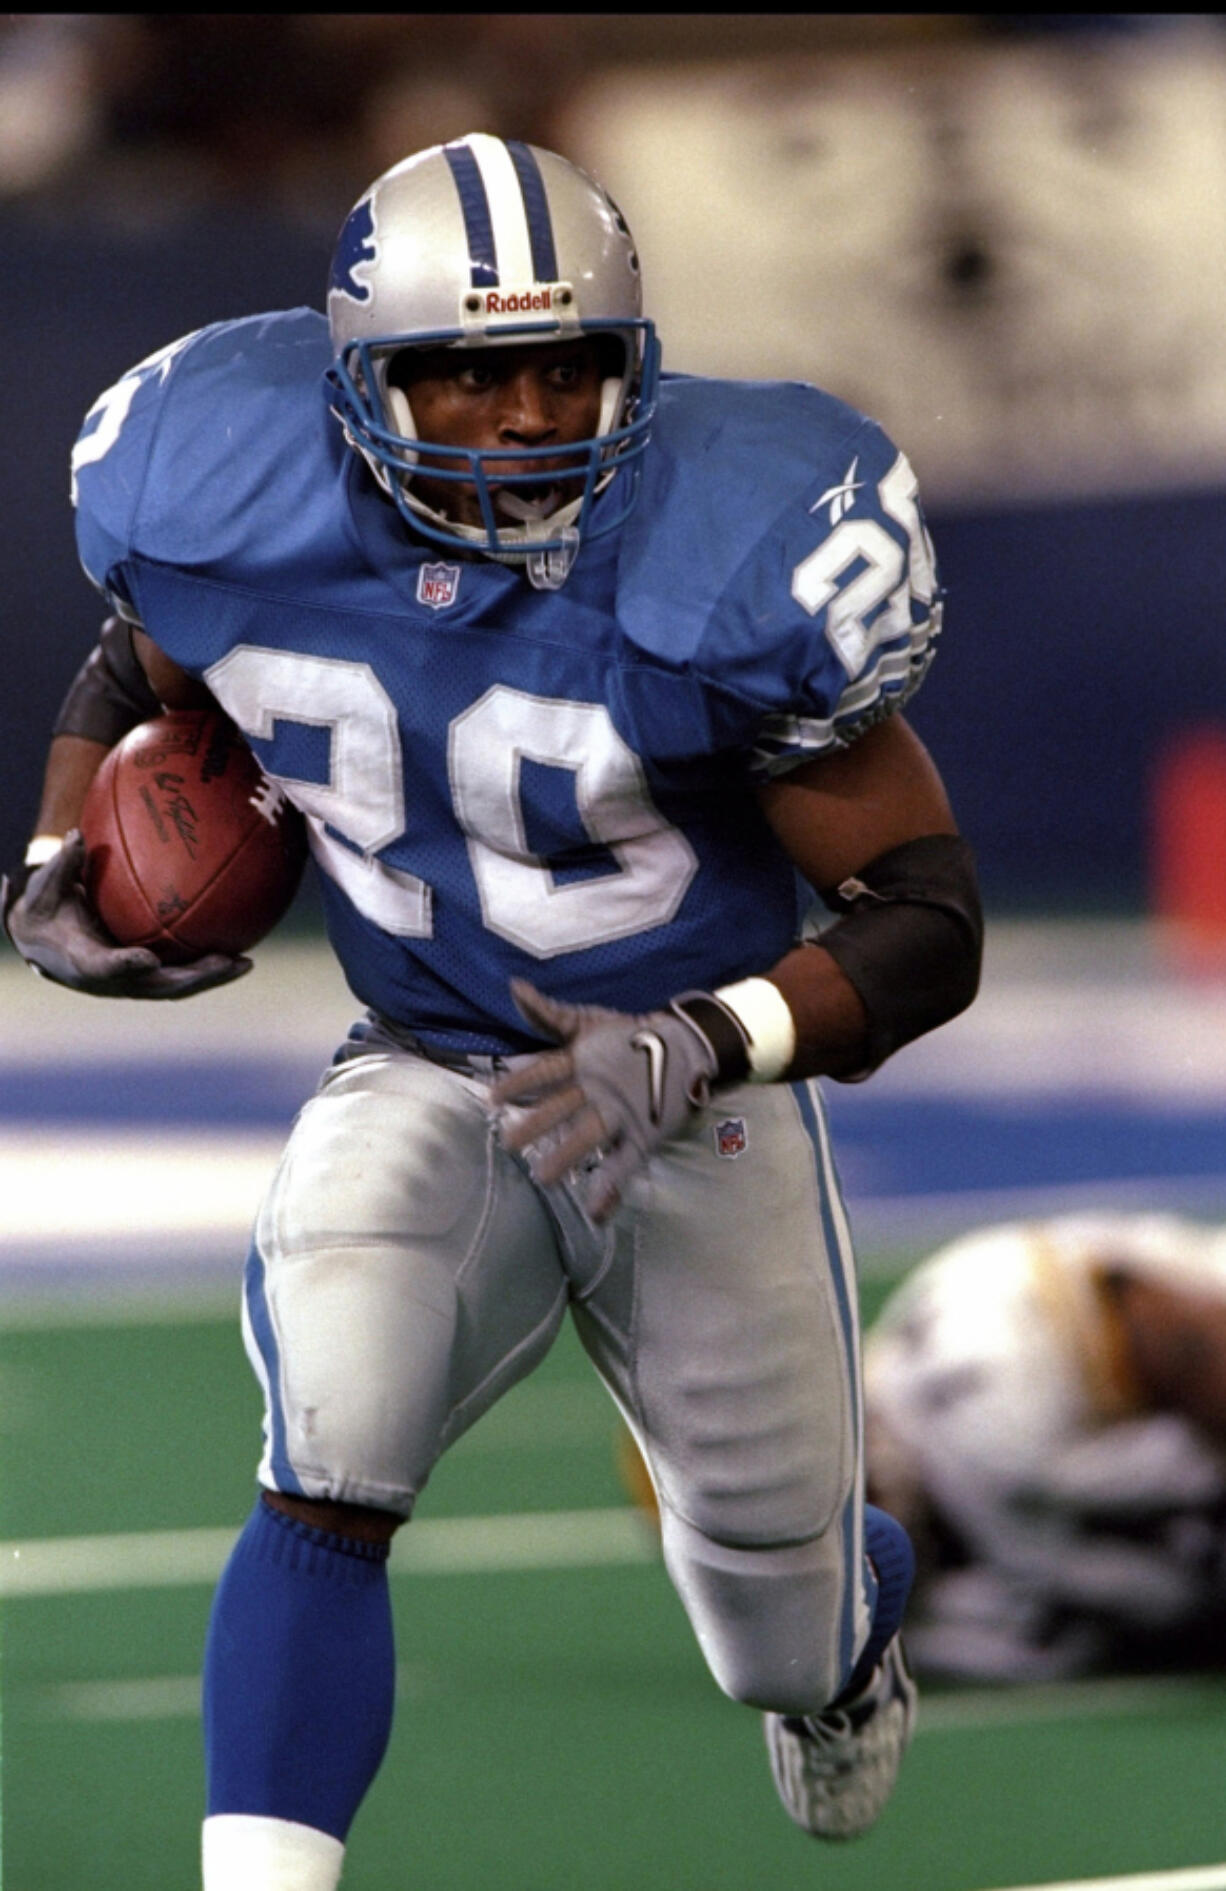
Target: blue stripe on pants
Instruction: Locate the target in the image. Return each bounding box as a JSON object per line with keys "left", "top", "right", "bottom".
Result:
{"left": 792, "top": 1078, "right": 871, "bottom": 1688}
{"left": 243, "top": 1238, "right": 304, "bottom": 1497}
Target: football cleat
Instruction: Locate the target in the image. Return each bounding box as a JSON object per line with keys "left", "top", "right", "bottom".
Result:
{"left": 763, "top": 1634, "right": 917, "bottom": 1841}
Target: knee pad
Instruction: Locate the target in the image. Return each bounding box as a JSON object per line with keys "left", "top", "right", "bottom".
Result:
{"left": 658, "top": 1506, "right": 863, "bottom": 1715}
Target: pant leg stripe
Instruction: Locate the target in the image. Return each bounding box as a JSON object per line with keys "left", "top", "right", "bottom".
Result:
{"left": 242, "top": 1240, "right": 304, "bottom": 1497}
{"left": 792, "top": 1078, "right": 870, "bottom": 1686}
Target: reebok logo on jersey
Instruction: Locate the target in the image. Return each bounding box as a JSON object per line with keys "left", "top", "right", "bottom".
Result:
{"left": 630, "top": 1028, "right": 668, "bottom": 1127}
{"left": 811, "top": 456, "right": 864, "bottom": 526}
{"left": 417, "top": 562, "right": 461, "bottom": 610}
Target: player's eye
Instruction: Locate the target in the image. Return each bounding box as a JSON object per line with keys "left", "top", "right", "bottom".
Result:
{"left": 552, "top": 357, "right": 597, "bottom": 391}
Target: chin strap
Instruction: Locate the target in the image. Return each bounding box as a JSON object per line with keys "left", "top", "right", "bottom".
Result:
{"left": 524, "top": 527, "right": 580, "bottom": 590}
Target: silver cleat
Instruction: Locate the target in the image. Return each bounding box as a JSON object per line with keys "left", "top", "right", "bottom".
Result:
{"left": 764, "top": 1635, "right": 917, "bottom": 1840}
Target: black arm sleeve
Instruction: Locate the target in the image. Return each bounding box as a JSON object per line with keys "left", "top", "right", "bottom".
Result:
{"left": 52, "top": 616, "right": 160, "bottom": 746}
{"left": 816, "top": 832, "right": 984, "bottom": 1080}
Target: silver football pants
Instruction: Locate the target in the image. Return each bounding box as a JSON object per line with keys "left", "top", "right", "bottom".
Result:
{"left": 241, "top": 1025, "right": 873, "bottom": 1713}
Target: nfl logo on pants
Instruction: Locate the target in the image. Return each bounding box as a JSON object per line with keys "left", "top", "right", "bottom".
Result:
{"left": 416, "top": 562, "right": 460, "bottom": 610}
{"left": 714, "top": 1117, "right": 747, "bottom": 1159}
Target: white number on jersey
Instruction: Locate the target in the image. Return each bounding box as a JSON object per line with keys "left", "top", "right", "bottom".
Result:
{"left": 204, "top": 649, "right": 698, "bottom": 957}
{"left": 70, "top": 333, "right": 199, "bottom": 505}
{"left": 206, "top": 647, "right": 431, "bottom": 939}
{"left": 451, "top": 687, "right": 697, "bottom": 956}
{"left": 791, "top": 451, "right": 936, "bottom": 680}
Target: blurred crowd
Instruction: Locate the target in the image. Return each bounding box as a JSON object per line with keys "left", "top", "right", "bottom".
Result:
{"left": 0, "top": 13, "right": 1200, "bottom": 229}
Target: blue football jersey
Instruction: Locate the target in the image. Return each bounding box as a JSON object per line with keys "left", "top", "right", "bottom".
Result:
{"left": 72, "top": 309, "right": 942, "bottom": 1052}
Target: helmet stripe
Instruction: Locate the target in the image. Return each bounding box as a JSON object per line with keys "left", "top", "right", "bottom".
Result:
{"left": 443, "top": 142, "right": 499, "bottom": 287}
{"left": 464, "top": 135, "right": 534, "bottom": 287}
{"left": 506, "top": 141, "right": 559, "bottom": 283}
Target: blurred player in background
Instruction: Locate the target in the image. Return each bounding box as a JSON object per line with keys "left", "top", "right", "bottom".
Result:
{"left": 864, "top": 1213, "right": 1226, "bottom": 1682}
{"left": 3, "top": 134, "right": 981, "bottom": 1886}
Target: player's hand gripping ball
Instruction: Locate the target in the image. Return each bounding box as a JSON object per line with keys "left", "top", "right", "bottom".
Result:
{"left": 80, "top": 708, "right": 307, "bottom": 963}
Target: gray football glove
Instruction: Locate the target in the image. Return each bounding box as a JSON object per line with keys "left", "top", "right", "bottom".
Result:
{"left": 491, "top": 978, "right": 747, "bottom": 1222}
{"left": 2, "top": 830, "right": 251, "bottom": 1000}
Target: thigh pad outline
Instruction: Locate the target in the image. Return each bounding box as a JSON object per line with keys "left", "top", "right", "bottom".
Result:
{"left": 244, "top": 1048, "right": 567, "bottom": 1513}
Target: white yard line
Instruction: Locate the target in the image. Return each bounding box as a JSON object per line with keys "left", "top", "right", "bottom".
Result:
{"left": 40, "top": 1662, "right": 1221, "bottom": 1734}
{"left": 5, "top": 1523, "right": 1226, "bottom": 1731}
{"left": 0, "top": 1506, "right": 658, "bottom": 1597}
{"left": 45, "top": 1661, "right": 438, "bottom": 1721}
{"left": 985, "top": 1867, "right": 1226, "bottom": 1891}
{"left": 9, "top": 1512, "right": 1224, "bottom": 1747}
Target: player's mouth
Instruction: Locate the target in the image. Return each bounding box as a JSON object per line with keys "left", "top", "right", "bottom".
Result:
{"left": 405, "top": 452, "right": 588, "bottom": 531}
{"left": 494, "top": 484, "right": 565, "bottom": 525}
{"left": 489, "top": 456, "right": 588, "bottom": 520}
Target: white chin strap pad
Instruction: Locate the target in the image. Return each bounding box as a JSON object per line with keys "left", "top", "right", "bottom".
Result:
{"left": 597, "top": 373, "right": 623, "bottom": 440}
{"left": 384, "top": 384, "right": 418, "bottom": 448}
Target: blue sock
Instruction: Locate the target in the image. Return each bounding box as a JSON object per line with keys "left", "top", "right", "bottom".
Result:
{"left": 203, "top": 1498, "right": 396, "bottom": 1842}
{"left": 833, "top": 1504, "right": 915, "bottom": 1706}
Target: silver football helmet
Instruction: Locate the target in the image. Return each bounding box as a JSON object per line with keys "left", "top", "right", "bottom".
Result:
{"left": 326, "top": 133, "right": 659, "bottom": 576}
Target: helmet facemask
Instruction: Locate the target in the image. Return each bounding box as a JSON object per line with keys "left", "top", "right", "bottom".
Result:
{"left": 330, "top": 321, "right": 656, "bottom": 584}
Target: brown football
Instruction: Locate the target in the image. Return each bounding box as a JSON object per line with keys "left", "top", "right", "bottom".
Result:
{"left": 80, "top": 708, "right": 308, "bottom": 963}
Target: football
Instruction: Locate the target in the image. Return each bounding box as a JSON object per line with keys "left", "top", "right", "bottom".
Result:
{"left": 80, "top": 708, "right": 308, "bottom": 963}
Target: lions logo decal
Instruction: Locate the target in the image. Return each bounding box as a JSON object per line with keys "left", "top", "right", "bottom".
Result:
{"left": 329, "top": 196, "right": 378, "bottom": 306}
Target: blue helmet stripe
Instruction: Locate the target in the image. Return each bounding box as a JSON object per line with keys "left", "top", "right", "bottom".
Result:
{"left": 443, "top": 142, "right": 499, "bottom": 287}
{"left": 505, "top": 140, "right": 559, "bottom": 283}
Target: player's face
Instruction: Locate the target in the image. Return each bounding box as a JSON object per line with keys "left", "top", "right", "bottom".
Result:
{"left": 390, "top": 338, "right": 607, "bottom": 529}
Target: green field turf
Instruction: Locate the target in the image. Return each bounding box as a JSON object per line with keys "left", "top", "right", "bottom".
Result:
{"left": 3, "top": 1277, "right": 1226, "bottom": 1891}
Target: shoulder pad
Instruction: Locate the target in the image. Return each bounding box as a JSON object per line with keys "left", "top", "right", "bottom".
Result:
{"left": 72, "top": 309, "right": 332, "bottom": 610}
{"left": 618, "top": 376, "right": 942, "bottom": 766}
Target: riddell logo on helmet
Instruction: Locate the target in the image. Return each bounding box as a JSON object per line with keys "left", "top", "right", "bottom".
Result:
{"left": 487, "top": 288, "right": 553, "bottom": 312}
{"left": 465, "top": 284, "right": 574, "bottom": 318}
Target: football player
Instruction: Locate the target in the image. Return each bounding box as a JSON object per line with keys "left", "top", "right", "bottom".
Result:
{"left": 864, "top": 1213, "right": 1226, "bottom": 1682}
{"left": 4, "top": 136, "right": 983, "bottom": 1887}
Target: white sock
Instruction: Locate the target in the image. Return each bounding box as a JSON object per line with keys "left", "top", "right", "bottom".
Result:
{"left": 202, "top": 1815, "right": 345, "bottom": 1890}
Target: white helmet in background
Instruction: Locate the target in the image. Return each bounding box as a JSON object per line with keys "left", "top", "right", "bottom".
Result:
{"left": 326, "top": 132, "right": 659, "bottom": 574}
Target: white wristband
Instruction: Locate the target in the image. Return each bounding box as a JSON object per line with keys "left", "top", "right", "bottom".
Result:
{"left": 712, "top": 976, "right": 797, "bottom": 1082}
{"left": 24, "top": 834, "right": 65, "bottom": 868}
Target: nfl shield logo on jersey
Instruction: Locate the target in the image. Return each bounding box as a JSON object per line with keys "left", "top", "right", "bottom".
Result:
{"left": 714, "top": 1116, "right": 748, "bottom": 1160}
{"left": 416, "top": 562, "right": 461, "bottom": 610}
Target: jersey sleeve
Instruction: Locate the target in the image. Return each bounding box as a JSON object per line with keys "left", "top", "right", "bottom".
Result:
{"left": 70, "top": 330, "right": 202, "bottom": 622}
{"left": 741, "top": 416, "right": 943, "bottom": 778}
